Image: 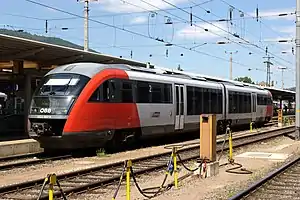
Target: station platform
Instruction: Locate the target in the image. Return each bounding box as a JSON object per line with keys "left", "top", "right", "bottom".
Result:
{"left": 0, "top": 139, "right": 42, "bottom": 158}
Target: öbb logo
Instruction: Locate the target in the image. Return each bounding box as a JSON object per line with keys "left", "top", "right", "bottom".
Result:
{"left": 40, "top": 108, "right": 51, "bottom": 113}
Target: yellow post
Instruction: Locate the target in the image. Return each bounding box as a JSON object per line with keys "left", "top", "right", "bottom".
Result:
{"left": 172, "top": 147, "right": 178, "bottom": 189}
{"left": 228, "top": 129, "right": 233, "bottom": 163}
{"left": 49, "top": 174, "right": 56, "bottom": 200}
{"left": 126, "top": 160, "right": 132, "bottom": 200}
{"left": 250, "top": 122, "right": 253, "bottom": 133}
{"left": 278, "top": 109, "right": 283, "bottom": 127}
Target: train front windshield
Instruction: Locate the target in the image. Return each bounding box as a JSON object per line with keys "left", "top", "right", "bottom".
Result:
{"left": 30, "top": 73, "right": 90, "bottom": 115}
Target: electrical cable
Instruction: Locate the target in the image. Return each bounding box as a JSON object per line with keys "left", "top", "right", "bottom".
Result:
{"left": 217, "top": 0, "right": 295, "bottom": 64}
{"left": 139, "top": 0, "right": 288, "bottom": 74}
{"left": 187, "top": 1, "right": 290, "bottom": 60}
{"left": 218, "top": 0, "right": 295, "bottom": 39}
{"left": 137, "top": 1, "right": 276, "bottom": 73}
{"left": 160, "top": 0, "right": 293, "bottom": 67}
{"left": 23, "top": 0, "right": 258, "bottom": 71}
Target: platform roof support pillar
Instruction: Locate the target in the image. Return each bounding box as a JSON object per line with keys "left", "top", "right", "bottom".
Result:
{"left": 24, "top": 73, "right": 31, "bottom": 134}
{"left": 296, "top": 0, "right": 300, "bottom": 140}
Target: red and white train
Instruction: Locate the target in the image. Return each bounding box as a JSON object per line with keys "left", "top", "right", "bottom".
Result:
{"left": 28, "top": 63, "right": 273, "bottom": 150}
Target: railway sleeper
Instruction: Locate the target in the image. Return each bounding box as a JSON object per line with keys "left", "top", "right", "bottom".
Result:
{"left": 92, "top": 173, "right": 120, "bottom": 179}
{"left": 247, "top": 193, "right": 300, "bottom": 200}
{"left": 258, "top": 189, "right": 300, "bottom": 196}
{"left": 264, "top": 185, "right": 300, "bottom": 192}
{"left": 2, "top": 192, "right": 38, "bottom": 200}
{"left": 269, "top": 180, "right": 300, "bottom": 186}
{"left": 272, "top": 177, "right": 300, "bottom": 183}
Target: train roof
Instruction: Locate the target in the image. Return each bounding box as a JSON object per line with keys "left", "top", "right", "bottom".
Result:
{"left": 45, "top": 63, "right": 121, "bottom": 78}
{"left": 46, "top": 62, "right": 269, "bottom": 93}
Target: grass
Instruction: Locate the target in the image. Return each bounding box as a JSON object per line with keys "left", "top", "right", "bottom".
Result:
{"left": 96, "top": 148, "right": 108, "bottom": 157}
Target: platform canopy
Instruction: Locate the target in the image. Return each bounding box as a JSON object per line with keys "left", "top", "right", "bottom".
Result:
{"left": 0, "top": 33, "right": 147, "bottom": 68}
{"left": 262, "top": 86, "right": 295, "bottom": 101}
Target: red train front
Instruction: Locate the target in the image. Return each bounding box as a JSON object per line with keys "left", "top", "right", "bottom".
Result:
{"left": 28, "top": 63, "right": 140, "bottom": 150}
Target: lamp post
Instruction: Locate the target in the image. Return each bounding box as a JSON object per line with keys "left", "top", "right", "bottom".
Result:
{"left": 278, "top": 66, "right": 287, "bottom": 89}
{"left": 225, "top": 50, "right": 238, "bottom": 80}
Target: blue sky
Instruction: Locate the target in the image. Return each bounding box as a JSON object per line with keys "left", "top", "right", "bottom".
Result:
{"left": 0, "top": 0, "right": 296, "bottom": 88}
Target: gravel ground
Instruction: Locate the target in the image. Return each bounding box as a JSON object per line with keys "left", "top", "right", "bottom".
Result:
{"left": 0, "top": 125, "right": 279, "bottom": 187}
{"left": 66, "top": 134, "right": 300, "bottom": 200}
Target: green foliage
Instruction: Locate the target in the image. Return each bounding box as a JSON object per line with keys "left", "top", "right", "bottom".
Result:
{"left": 0, "top": 29, "right": 98, "bottom": 52}
{"left": 96, "top": 148, "right": 107, "bottom": 157}
{"left": 234, "top": 76, "right": 255, "bottom": 84}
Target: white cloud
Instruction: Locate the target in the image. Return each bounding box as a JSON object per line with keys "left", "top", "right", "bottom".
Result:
{"left": 130, "top": 16, "right": 147, "bottom": 24}
{"left": 96, "top": 0, "right": 188, "bottom": 13}
{"left": 248, "top": 8, "right": 295, "bottom": 21}
{"left": 279, "top": 26, "right": 295, "bottom": 36}
{"left": 176, "top": 22, "right": 228, "bottom": 40}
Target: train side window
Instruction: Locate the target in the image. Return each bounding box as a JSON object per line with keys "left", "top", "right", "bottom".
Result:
{"left": 247, "top": 93, "right": 251, "bottom": 112}
{"left": 217, "top": 89, "right": 223, "bottom": 113}
{"left": 101, "top": 80, "right": 110, "bottom": 102}
{"left": 195, "top": 87, "right": 203, "bottom": 114}
{"left": 89, "top": 88, "right": 100, "bottom": 102}
{"left": 230, "top": 91, "right": 236, "bottom": 113}
{"left": 211, "top": 89, "right": 217, "bottom": 113}
{"left": 203, "top": 88, "right": 210, "bottom": 114}
{"left": 121, "top": 81, "right": 134, "bottom": 103}
{"left": 187, "top": 86, "right": 194, "bottom": 115}
{"left": 163, "top": 84, "right": 172, "bottom": 103}
{"left": 151, "top": 83, "right": 162, "bottom": 103}
{"left": 239, "top": 93, "right": 244, "bottom": 113}
{"left": 136, "top": 81, "right": 150, "bottom": 103}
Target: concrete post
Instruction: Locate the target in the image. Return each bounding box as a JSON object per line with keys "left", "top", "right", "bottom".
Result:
{"left": 24, "top": 73, "right": 31, "bottom": 134}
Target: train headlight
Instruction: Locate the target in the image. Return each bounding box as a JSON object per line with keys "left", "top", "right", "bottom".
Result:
{"left": 53, "top": 109, "right": 68, "bottom": 115}
{"left": 30, "top": 108, "right": 38, "bottom": 114}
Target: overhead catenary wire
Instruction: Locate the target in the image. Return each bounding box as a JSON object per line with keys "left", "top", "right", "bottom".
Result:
{"left": 186, "top": 0, "right": 291, "bottom": 63}
{"left": 137, "top": 0, "right": 281, "bottom": 73}
{"left": 218, "top": 0, "right": 295, "bottom": 39}
{"left": 160, "top": 0, "right": 293, "bottom": 67}
{"left": 217, "top": 0, "right": 296, "bottom": 69}
{"left": 134, "top": 0, "right": 290, "bottom": 77}
{"left": 23, "top": 0, "right": 260, "bottom": 72}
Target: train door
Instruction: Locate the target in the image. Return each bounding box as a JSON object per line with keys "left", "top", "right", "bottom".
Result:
{"left": 175, "top": 84, "right": 185, "bottom": 130}
{"left": 251, "top": 93, "right": 257, "bottom": 121}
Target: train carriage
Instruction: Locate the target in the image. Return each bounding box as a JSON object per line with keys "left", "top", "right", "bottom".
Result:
{"left": 28, "top": 63, "right": 273, "bottom": 150}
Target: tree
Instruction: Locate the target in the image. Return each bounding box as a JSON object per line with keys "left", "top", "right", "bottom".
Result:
{"left": 234, "top": 76, "right": 255, "bottom": 84}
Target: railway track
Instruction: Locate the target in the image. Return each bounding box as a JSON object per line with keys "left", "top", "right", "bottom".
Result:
{"left": 0, "top": 154, "right": 72, "bottom": 171}
{"left": 230, "top": 154, "right": 300, "bottom": 200}
{"left": 0, "top": 121, "right": 279, "bottom": 172}
{"left": 0, "top": 125, "right": 294, "bottom": 200}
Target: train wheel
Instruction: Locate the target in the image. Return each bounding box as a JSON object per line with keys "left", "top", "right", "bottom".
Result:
{"left": 105, "top": 129, "right": 141, "bottom": 153}
{"left": 105, "top": 132, "right": 124, "bottom": 153}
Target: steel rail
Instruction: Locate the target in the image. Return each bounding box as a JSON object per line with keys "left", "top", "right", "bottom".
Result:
{"left": 0, "top": 155, "right": 72, "bottom": 171}
{"left": 0, "top": 152, "right": 43, "bottom": 163}
{"left": 0, "top": 122, "right": 277, "bottom": 172}
{"left": 0, "top": 125, "right": 294, "bottom": 200}
{"left": 229, "top": 155, "right": 300, "bottom": 200}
